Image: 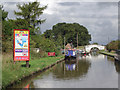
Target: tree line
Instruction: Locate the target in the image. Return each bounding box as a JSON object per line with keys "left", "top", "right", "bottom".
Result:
{"left": 43, "top": 23, "right": 91, "bottom": 47}
{"left": 106, "top": 40, "right": 120, "bottom": 52}
{"left": 1, "top": 1, "right": 91, "bottom": 57}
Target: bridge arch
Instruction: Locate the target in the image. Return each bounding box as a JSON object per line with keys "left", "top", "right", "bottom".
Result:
{"left": 90, "top": 47, "right": 99, "bottom": 52}
{"left": 85, "top": 45, "right": 105, "bottom": 53}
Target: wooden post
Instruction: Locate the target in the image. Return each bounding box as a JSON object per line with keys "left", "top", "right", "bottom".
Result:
{"left": 26, "top": 61, "right": 29, "bottom": 68}
{"left": 14, "top": 61, "right": 16, "bottom": 64}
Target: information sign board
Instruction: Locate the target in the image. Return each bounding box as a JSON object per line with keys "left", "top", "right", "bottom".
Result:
{"left": 48, "top": 52, "right": 55, "bottom": 56}
{"left": 13, "top": 29, "right": 30, "bottom": 61}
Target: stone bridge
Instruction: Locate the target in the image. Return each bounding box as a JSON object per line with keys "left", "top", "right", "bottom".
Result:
{"left": 85, "top": 45, "right": 105, "bottom": 53}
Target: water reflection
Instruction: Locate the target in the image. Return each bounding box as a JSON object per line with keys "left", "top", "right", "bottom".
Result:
{"left": 90, "top": 51, "right": 99, "bottom": 56}
{"left": 114, "top": 60, "right": 120, "bottom": 73}
{"left": 7, "top": 53, "right": 119, "bottom": 88}
{"left": 106, "top": 56, "right": 120, "bottom": 73}
{"left": 107, "top": 56, "right": 115, "bottom": 61}
{"left": 65, "top": 61, "right": 76, "bottom": 71}
{"left": 7, "top": 67, "right": 52, "bottom": 88}
{"left": 52, "top": 58, "right": 91, "bottom": 80}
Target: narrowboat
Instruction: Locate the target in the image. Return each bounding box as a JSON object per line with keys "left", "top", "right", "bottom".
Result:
{"left": 65, "top": 49, "right": 76, "bottom": 60}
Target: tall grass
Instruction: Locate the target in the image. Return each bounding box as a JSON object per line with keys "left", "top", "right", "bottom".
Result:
{"left": 2, "top": 52, "right": 21, "bottom": 71}
{"left": 2, "top": 52, "right": 21, "bottom": 88}
{"left": 2, "top": 51, "right": 64, "bottom": 88}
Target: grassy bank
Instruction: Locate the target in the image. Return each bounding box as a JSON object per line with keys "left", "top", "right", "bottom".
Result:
{"left": 2, "top": 53, "right": 64, "bottom": 88}
{"left": 99, "top": 50, "right": 117, "bottom": 57}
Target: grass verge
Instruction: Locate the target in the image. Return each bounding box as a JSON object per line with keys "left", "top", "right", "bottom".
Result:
{"left": 99, "top": 50, "right": 116, "bottom": 57}
{"left": 2, "top": 53, "right": 64, "bottom": 89}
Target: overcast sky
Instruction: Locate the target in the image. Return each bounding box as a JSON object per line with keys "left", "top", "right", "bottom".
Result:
{"left": 1, "top": 0, "right": 119, "bottom": 45}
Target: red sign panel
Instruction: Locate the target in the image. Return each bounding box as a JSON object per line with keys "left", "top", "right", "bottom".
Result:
{"left": 48, "top": 52, "right": 55, "bottom": 56}
{"left": 13, "top": 29, "right": 30, "bottom": 61}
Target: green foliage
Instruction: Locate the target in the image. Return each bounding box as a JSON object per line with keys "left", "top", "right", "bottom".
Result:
{"left": 106, "top": 40, "right": 120, "bottom": 52}
{"left": 2, "top": 53, "right": 64, "bottom": 88}
{"left": 30, "top": 35, "right": 61, "bottom": 56}
{"left": 2, "top": 20, "right": 15, "bottom": 40}
{"left": 43, "top": 22, "right": 91, "bottom": 47}
{"left": 2, "top": 1, "right": 48, "bottom": 52}
{"left": 44, "top": 29, "right": 53, "bottom": 38}
{"left": 14, "top": 1, "right": 47, "bottom": 35}
{"left": 92, "top": 42, "right": 98, "bottom": 45}
{"left": 1, "top": 3, "right": 63, "bottom": 88}
{"left": 1, "top": 6, "right": 14, "bottom": 52}
{"left": 30, "top": 49, "right": 48, "bottom": 60}
{"left": 0, "top": 5, "right": 8, "bottom": 21}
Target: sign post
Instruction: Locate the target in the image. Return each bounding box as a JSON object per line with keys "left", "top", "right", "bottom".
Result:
{"left": 13, "top": 29, "right": 30, "bottom": 67}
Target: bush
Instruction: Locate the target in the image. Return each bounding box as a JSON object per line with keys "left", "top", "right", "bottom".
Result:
{"left": 30, "top": 48, "right": 48, "bottom": 60}
{"left": 106, "top": 40, "right": 119, "bottom": 51}
{"left": 2, "top": 41, "right": 13, "bottom": 52}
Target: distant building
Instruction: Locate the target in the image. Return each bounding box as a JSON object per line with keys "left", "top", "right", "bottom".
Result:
{"left": 65, "top": 43, "right": 72, "bottom": 49}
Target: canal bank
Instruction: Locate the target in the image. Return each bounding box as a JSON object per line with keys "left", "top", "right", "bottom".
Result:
{"left": 8, "top": 54, "right": 119, "bottom": 88}
{"left": 99, "top": 51, "right": 117, "bottom": 58}
{"left": 2, "top": 55, "right": 64, "bottom": 89}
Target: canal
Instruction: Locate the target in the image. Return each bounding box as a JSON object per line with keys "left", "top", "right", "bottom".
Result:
{"left": 8, "top": 53, "right": 120, "bottom": 88}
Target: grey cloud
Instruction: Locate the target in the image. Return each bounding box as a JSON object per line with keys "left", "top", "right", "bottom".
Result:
{"left": 96, "top": 20, "right": 113, "bottom": 27}
{"left": 67, "top": 14, "right": 117, "bottom": 19}
{"left": 3, "top": 2, "right": 23, "bottom": 7}
{"left": 56, "top": 2, "right": 117, "bottom": 19}
{"left": 3, "top": 2, "right": 18, "bottom": 19}
{"left": 58, "top": 2, "right": 80, "bottom": 6}
{"left": 97, "top": 2, "right": 118, "bottom": 8}
{"left": 3, "top": 2, "right": 17, "bottom": 5}
{"left": 40, "top": 14, "right": 61, "bottom": 33}
{"left": 2, "top": 1, "right": 118, "bottom": 45}
{"left": 88, "top": 19, "right": 118, "bottom": 45}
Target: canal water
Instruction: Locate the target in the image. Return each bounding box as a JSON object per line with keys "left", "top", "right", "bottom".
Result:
{"left": 9, "top": 53, "right": 120, "bottom": 88}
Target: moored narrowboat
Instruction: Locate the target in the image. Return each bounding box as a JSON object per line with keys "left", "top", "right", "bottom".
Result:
{"left": 65, "top": 49, "right": 76, "bottom": 60}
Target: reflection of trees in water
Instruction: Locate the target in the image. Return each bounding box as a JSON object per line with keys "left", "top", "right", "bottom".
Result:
{"left": 90, "top": 51, "right": 99, "bottom": 56}
{"left": 8, "top": 67, "right": 52, "bottom": 88}
{"left": 107, "top": 56, "right": 114, "bottom": 61}
{"left": 29, "top": 81, "right": 35, "bottom": 88}
{"left": 114, "top": 61, "right": 120, "bottom": 73}
{"left": 52, "top": 60, "right": 91, "bottom": 80}
{"left": 107, "top": 56, "right": 120, "bottom": 73}
{"left": 7, "top": 75, "right": 34, "bottom": 88}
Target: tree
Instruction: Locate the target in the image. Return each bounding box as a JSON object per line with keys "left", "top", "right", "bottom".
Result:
{"left": 44, "top": 29, "right": 53, "bottom": 38}
{"left": 106, "top": 40, "right": 119, "bottom": 52}
{"left": 43, "top": 22, "right": 91, "bottom": 48}
{"left": 14, "top": 1, "right": 47, "bottom": 35}
{"left": 0, "top": 5, "right": 8, "bottom": 21}
{"left": 1, "top": 5, "right": 14, "bottom": 52}
{"left": 92, "top": 42, "right": 98, "bottom": 45}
